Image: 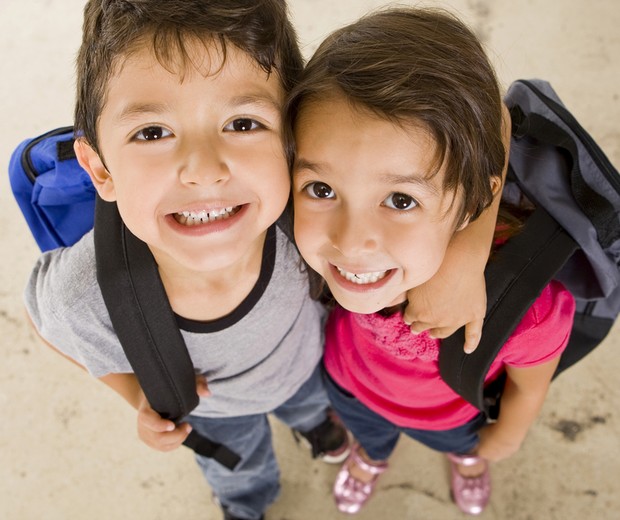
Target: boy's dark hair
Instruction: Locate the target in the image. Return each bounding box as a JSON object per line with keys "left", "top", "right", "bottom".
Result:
{"left": 75, "top": 0, "right": 302, "bottom": 153}
{"left": 285, "top": 7, "right": 505, "bottom": 227}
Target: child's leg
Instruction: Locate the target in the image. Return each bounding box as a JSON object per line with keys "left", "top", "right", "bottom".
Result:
{"left": 186, "top": 413, "right": 278, "bottom": 520}
{"left": 323, "top": 371, "right": 397, "bottom": 513}
{"left": 324, "top": 370, "right": 400, "bottom": 462}
{"left": 273, "top": 363, "right": 350, "bottom": 462}
{"left": 401, "top": 413, "right": 486, "bottom": 455}
{"left": 272, "top": 364, "right": 331, "bottom": 432}
{"left": 402, "top": 414, "right": 488, "bottom": 475}
{"left": 402, "top": 415, "right": 491, "bottom": 515}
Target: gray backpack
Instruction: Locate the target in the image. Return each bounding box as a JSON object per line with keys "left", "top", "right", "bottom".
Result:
{"left": 440, "top": 79, "right": 620, "bottom": 418}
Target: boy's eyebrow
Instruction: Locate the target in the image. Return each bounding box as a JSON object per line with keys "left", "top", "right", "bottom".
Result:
{"left": 115, "top": 94, "right": 280, "bottom": 123}
{"left": 226, "top": 94, "right": 281, "bottom": 111}
{"left": 116, "top": 102, "right": 170, "bottom": 123}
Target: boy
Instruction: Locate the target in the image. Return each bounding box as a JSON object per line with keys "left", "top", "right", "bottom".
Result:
{"left": 24, "top": 2, "right": 348, "bottom": 519}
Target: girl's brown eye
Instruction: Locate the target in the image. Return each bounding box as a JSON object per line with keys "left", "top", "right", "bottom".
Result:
{"left": 306, "top": 182, "right": 334, "bottom": 199}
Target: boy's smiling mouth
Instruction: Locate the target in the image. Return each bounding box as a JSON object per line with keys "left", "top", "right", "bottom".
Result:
{"left": 174, "top": 206, "right": 242, "bottom": 226}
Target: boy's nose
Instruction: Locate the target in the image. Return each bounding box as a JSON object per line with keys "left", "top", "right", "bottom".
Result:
{"left": 330, "top": 209, "right": 378, "bottom": 256}
{"left": 178, "top": 139, "right": 231, "bottom": 186}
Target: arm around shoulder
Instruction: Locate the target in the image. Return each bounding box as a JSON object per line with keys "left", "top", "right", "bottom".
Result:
{"left": 403, "top": 103, "right": 512, "bottom": 352}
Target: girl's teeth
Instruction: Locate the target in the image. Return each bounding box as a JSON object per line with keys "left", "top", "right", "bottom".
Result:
{"left": 176, "top": 206, "right": 237, "bottom": 225}
{"left": 336, "top": 267, "right": 388, "bottom": 285}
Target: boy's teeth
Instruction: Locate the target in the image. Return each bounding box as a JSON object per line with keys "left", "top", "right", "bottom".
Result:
{"left": 176, "top": 206, "right": 237, "bottom": 225}
{"left": 336, "top": 267, "right": 388, "bottom": 285}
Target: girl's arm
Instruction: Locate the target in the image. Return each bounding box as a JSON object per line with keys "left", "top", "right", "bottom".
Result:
{"left": 403, "top": 103, "right": 511, "bottom": 353}
{"left": 476, "top": 356, "right": 561, "bottom": 462}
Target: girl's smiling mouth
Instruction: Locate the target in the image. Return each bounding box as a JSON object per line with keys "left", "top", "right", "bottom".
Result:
{"left": 336, "top": 266, "right": 389, "bottom": 285}
{"left": 330, "top": 264, "right": 395, "bottom": 291}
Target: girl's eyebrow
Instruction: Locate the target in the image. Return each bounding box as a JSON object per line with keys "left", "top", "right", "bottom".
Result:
{"left": 295, "top": 158, "right": 440, "bottom": 196}
{"left": 294, "top": 157, "right": 323, "bottom": 173}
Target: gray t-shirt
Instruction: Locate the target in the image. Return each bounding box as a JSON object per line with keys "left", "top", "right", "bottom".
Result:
{"left": 24, "top": 225, "right": 326, "bottom": 418}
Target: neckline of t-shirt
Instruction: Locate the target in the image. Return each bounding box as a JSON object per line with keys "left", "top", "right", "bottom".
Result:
{"left": 174, "top": 224, "right": 277, "bottom": 333}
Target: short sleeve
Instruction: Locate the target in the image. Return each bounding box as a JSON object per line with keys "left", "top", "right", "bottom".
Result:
{"left": 500, "top": 280, "right": 576, "bottom": 368}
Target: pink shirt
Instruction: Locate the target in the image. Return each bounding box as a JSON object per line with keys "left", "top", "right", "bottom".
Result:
{"left": 323, "top": 281, "right": 575, "bottom": 430}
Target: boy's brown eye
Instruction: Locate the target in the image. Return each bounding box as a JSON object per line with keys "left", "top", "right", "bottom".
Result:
{"left": 384, "top": 192, "right": 417, "bottom": 210}
{"left": 135, "top": 126, "right": 171, "bottom": 141}
{"left": 227, "top": 118, "right": 261, "bottom": 132}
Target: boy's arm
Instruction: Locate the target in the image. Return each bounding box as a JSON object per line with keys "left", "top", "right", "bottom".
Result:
{"left": 403, "top": 103, "right": 511, "bottom": 353}
{"left": 477, "top": 356, "right": 560, "bottom": 462}
{"left": 26, "top": 311, "right": 192, "bottom": 451}
{"left": 99, "top": 372, "right": 194, "bottom": 452}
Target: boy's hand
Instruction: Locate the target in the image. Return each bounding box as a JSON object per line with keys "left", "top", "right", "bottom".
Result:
{"left": 403, "top": 268, "right": 486, "bottom": 354}
{"left": 137, "top": 397, "right": 192, "bottom": 452}
{"left": 137, "top": 374, "right": 210, "bottom": 452}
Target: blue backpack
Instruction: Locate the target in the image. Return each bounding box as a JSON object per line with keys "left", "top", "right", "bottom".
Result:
{"left": 9, "top": 126, "right": 95, "bottom": 251}
{"left": 9, "top": 79, "right": 620, "bottom": 422}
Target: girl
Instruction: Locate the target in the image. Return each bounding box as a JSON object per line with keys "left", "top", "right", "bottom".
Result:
{"left": 285, "top": 7, "right": 576, "bottom": 516}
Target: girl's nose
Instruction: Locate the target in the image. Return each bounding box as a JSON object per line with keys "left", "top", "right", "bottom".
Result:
{"left": 330, "top": 208, "right": 378, "bottom": 257}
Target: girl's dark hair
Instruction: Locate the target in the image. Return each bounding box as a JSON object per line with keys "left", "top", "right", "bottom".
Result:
{"left": 75, "top": 0, "right": 302, "bottom": 152}
{"left": 285, "top": 7, "right": 505, "bottom": 227}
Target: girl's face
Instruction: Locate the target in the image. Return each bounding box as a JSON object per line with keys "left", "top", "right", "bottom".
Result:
{"left": 293, "top": 96, "right": 466, "bottom": 314}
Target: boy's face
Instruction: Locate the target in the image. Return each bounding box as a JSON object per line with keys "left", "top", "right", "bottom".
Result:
{"left": 293, "top": 96, "right": 464, "bottom": 314}
{"left": 79, "top": 41, "right": 289, "bottom": 276}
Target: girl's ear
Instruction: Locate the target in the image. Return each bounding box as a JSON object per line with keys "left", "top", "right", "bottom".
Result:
{"left": 490, "top": 174, "right": 503, "bottom": 198}
{"left": 455, "top": 174, "right": 503, "bottom": 233}
{"left": 455, "top": 214, "right": 471, "bottom": 232}
{"left": 73, "top": 138, "right": 117, "bottom": 201}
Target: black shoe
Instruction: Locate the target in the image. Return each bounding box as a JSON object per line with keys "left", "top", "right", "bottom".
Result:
{"left": 293, "top": 409, "right": 351, "bottom": 463}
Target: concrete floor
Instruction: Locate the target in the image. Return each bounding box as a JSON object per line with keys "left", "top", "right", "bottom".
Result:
{"left": 1, "top": 1, "right": 619, "bottom": 519}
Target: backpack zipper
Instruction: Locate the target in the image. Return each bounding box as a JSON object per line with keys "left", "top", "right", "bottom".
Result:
{"left": 20, "top": 126, "right": 74, "bottom": 184}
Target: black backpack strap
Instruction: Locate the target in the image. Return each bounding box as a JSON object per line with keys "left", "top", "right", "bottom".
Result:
{"left": 439, "top": 207, "right": 578, "bottom": 415}
{"left": 94, "top": 197, "right": 240, "bottom": 470}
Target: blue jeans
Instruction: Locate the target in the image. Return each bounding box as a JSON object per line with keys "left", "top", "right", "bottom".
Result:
{"left": 324, "top": 369, "right": 486, "bottom": 461}
{"left": 186, "top": 364, "right": 331, "bottom": 520}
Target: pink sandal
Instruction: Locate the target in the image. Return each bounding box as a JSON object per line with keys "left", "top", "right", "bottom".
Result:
{"left": 447, "top": 453, "right": 491, "bottom": 515}
{"left": 333, "top": 443, "right": 388, "bottom": 514}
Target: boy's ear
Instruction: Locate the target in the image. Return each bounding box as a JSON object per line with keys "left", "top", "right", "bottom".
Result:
{"left": 74, "top": 138, "right": 117, "bottom": 201}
